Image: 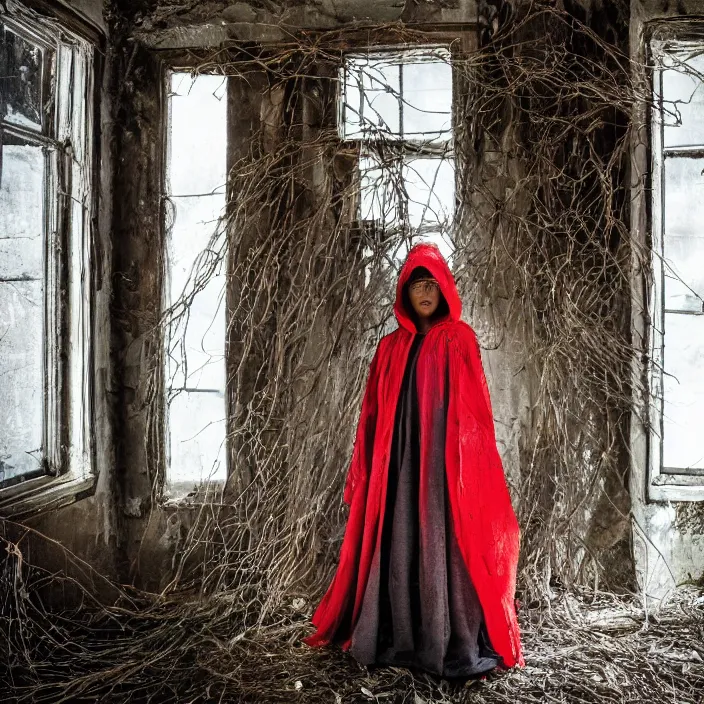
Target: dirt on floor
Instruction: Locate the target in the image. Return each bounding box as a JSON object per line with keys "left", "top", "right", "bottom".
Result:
{"left": 2, "top": 580, "right": 703, "bottom": 703}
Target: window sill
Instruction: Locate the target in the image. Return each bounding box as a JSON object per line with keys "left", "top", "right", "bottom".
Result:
{"left": 161, "top": 481, "right": 225, "bottom": 507}
{"left": 648, "top": 477, "right": 704, "bottom": 503}
{"left": 0, "top": 473, "right": 96, "bottom": 520}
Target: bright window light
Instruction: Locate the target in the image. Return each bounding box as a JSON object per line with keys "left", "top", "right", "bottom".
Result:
{"left": 164, "top": 72, "right": 228, "bottom": 493}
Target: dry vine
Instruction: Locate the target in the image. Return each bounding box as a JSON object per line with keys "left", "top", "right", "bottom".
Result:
{"left": 2, "top": 4, "right": 703, "bottom": 702}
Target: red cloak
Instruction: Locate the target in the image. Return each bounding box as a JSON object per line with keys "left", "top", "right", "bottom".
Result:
{"left": 303, "top": 243, "right": 524, "bottom": 668}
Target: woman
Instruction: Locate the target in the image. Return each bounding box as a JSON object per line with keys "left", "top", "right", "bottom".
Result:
{"left": 303, "top": 243, "right": 524, "bottom": 677}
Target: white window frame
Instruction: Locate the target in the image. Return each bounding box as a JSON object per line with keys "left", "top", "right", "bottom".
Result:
{"left": 160, "top": 68, "right": 228, "bottom": 501}
{"left": 0, "top": 4, "right": 96, "bottom": 516}
{"left": 338, "top": 46, "right": 456, "bottom": 267}
{"left": 648, "top": 36, "right": 704, "bottom": 501}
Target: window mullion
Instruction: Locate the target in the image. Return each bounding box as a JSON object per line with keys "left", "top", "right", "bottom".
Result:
{"left": 398, "top": 63, "right": 403, "bottom": 141}
{"left": 44, "top": 141, "right": 62, "bottom": 475}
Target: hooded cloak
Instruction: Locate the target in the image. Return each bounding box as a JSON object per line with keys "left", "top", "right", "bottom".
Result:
{"left": 303, "top": 243, "right": 524, "bottom": 669}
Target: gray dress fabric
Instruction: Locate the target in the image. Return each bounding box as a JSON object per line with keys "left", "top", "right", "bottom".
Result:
{"left": 349, "top": 332, "right": 500, "bottom": 678}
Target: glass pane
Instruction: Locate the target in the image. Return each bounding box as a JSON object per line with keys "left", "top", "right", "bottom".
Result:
{"left": 166, "top": 195, "right": 226, "bottom": 392}
{"left": 403, "top": 157, "right": 455, "bottom": 266}
{"left": 0, "top": 280, "right": 44, "bottom": 483}
{"left": 0, "top": 135, "right": 45, "bottom": 485}
{"left": 166, "top": 76, "right": 227, "bottom": 486}
{"left": 342, "top": 50, "right": 451, "bottom": 142}
{"left": 403, "top": 157, "right": 455, "bottom": 230}
{"left": 168, "top": 195, "right": 225, "bottom": 297}
{"left": 343, "top": 56, "right": 401, "bottom": 139}
{"left": 359, "top": 152, "right": 401, "bottom": 226}
{"left": 167, "top": 391, "right": 227, "bottom": 486}
{"left": 167, "top": 278, "right": 225, "bottom": 391}
{"left": 402, "top": 56, "right": 452, "bottom": 140}
{"left": 0, "top": 138, "right": 44, "bottom": 279}
{"left": 661, "top": 52, "right": 704, "bottom": 148}
{"left": 663, "top": 158, "right": 704, "bottom": 312}
{"left": 0, "top": 25, "right": 44, "bottom": 131}
{"left": 168, "top": 73, "right": 227, "bottom": 196}
{"left": 662, "top": 312, "right": 704, "bottom": 470}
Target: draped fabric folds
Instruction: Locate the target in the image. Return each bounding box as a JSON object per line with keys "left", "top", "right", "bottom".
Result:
{"left": 303, "top": 243, "right": 524, "bottom": 671}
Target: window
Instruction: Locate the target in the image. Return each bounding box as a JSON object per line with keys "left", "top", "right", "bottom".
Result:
{"left": 649, "top": 39, "right": 704, "bottom": 500}
{"left": 158, "top": 49, "right": 454, "bottom": 495}
{"left": 162, "top": 72, "right": 227, "bottom": 497}
{"left": 340, "top": 48, "right": 455, "bottom": 268}
{"left": 0, "top": 12, "right": 94, "bottom": 509}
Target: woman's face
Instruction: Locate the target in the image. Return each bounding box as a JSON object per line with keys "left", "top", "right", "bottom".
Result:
{"left": 408, "top": 278, "right": 440, "bottom": 319}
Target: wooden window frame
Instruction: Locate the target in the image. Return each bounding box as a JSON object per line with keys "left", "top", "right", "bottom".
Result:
{"left": 647, "top": 33, "right": 704, "bottom": 502}
{"left": 0, "top": 0, "right": 99, "bottom": 517}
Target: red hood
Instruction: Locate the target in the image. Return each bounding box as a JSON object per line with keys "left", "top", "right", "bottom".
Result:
{"left": 394, "top": 243, "right": 462, "bottom": 333}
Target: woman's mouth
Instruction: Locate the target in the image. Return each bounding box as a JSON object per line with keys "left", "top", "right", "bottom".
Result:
{"left": 420, "top": 301, "right": 432, "bottom": 307}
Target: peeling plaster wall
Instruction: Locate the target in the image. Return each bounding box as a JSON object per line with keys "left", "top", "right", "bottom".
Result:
{"left": 463, "top": 0, "right": 636, "bottom": 590}
{"left": 108, "top": 37, "right": 164, "bottom": 585}
{"left": 630, "top": 0, "right": 704, "bottom": 600}
{"left": 132, "top": 0, "right": 480, "bottom": 48}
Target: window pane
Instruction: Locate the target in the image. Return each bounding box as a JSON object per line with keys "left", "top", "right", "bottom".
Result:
{"left": 0, "top": 25, "right": 44, "bottom": 131}
{"left": 167, "top": 391, "right": 226, "bottom": 486}
{"left": 344, "top": 50, "right": 456, "bottom": 281}
{"left": 342, "top": 51, "right": 452, "bottom": 141}
{"left": 662, "top": 312, "right": 704, "bottom": 470}
{"left": 403, "top": 157, "right": 455, "bottom": 229}
{"left": 167, "top": 277, "right": 226, "bottom": 391}
{"left": 359, "top": 152, "right": 401, "bottom": 226}
{"left": 402, "top": 55, "right": 452, "bottom": 140}
{"left": 661, "top": 52, "right": 704, "bottom": 148}
{"left": 0, "top": 280, "right": 44, "bottom": 483}
{"left": 0, "top": 138, "right": 44, "bottom": 279}
{"left": 343, "top": 56, "right": 401, "bottom": 139}
{"left": 167, "top": 195, "right": 226, "bottom": 391}
{"left": 663, "top": 157, "right": 704, "bottom": 312}
{"left": 168, "top": 73, "right": 227, "bottom": 196}
{"left": 165, "top": 73, "right": 227, "bottom": 489}
{"left": 0, "top": 136, "right": 45, "bottom": 485}
{"left": 403, "top": 158, "right": 455, "bottom": 263}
